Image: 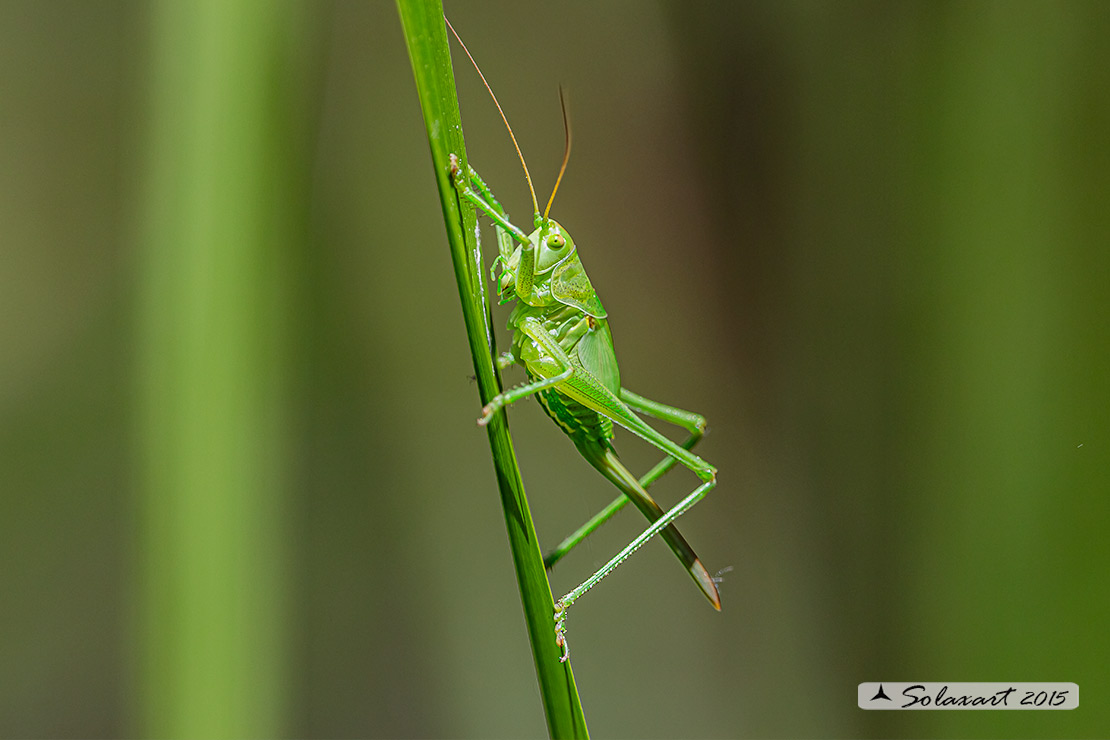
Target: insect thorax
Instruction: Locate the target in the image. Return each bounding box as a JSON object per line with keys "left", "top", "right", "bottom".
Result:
{"left": 509, "top": 302, "right": 616, "bottom": 446}
{"left": 508, "top": 302, "right": 589, "bottom": 364}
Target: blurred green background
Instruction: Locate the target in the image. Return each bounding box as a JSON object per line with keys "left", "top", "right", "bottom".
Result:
{"left": 1, "top": 0, "right": 1107, "bottom": 737}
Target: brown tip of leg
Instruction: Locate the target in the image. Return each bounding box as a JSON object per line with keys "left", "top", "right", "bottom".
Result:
{"left": 691, "top": 558, "right": 722, "bottom": 611}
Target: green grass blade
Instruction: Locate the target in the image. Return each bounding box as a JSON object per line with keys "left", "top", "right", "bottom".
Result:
{"left": 395, "top": 1, "right": 588, "bottom": 736}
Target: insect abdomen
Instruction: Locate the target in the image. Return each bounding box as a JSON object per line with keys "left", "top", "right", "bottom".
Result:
{"left": 535, "top": 382, "right": 614, "bottom": 446}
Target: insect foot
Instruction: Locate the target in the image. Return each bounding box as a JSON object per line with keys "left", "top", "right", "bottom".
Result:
{"left": 553, "top": 599, "right": 570, "bottom": 663}
{"left": 478, "top": 389, "right": 514, "bottom": 425}
{"left": 477, "top": 401, "right": 497, "bottom": 426}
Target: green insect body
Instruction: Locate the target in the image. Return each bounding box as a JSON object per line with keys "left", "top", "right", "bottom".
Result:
{"left": 494, "top": 218, "right": 719, "bottom": 602}
{"left": 452, "top": 169, "right": 721, "bottom": 659}
{"left": 446, "top": 19, "right": 719, "bottom": 662}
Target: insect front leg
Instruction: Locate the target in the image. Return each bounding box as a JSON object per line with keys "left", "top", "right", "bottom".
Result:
{"left": 459, "top": 162, "right": 517, "bottom": 271}
{"left": 542, "top": 389, "right": 708, "bottom": 569}
{"left": 463, "top": 163, "right": 506, "bottom": 218}
{"left": 449, "top": 154, "right": 529, "bottom": 246}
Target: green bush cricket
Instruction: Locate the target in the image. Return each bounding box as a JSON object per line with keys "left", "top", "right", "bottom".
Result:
{"left": 446, "top": 19, "right": 720, "bottom": 661}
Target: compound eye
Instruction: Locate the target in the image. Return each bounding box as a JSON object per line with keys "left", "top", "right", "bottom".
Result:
{"left": 547, "top": 233, "right": 566, "bottom": 248}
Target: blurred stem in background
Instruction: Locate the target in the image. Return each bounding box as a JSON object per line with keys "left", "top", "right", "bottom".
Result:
{"left": 135, "top": 0, "right": 312, "bottom": 735}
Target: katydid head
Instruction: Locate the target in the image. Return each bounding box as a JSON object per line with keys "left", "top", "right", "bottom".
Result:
{"left": 498, "top": 219, "right": 606, "bottom": 318}
{"left": 497, "top": 219, "right": 577, "bottom": 294}
{"left": 532, "top": 220, "right": 576, "bottom": 273}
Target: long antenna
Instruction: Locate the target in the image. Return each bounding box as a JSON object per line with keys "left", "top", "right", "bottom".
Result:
{"left": 445, "top": 17, "right": 539, "bottom": 217}
{"left": 543, "top": 86, "right": 572, "bottom": 222}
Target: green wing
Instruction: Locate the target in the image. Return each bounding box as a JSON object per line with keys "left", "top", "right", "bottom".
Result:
{"left": 552, "top": 255, "right": 607, "bottom": 318}
{"left": 576, "top": 318, "right": 620, "bottom": 396}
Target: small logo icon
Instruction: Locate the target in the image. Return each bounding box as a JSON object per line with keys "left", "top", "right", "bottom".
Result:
{"left": 870, "top": 684, "right": 892, "bottom": 702}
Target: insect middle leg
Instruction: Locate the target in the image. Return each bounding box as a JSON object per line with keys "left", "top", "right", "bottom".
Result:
{"left": 490, "top": 318, "right": 717, "bottom": 508}
{"left": 477, "top": 319, "right": 575, "bottom": 425}
{"left": 477, "top": 364, "right": 572, "bottom": 426}
{"left": 543, "top": 389, "right": 707, "bottom": 569}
